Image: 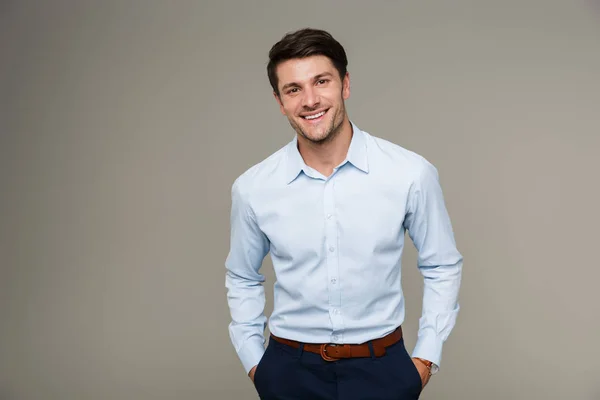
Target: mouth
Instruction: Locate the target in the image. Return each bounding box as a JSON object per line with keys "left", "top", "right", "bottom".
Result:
{"left": 300, "top": 109, "right": 329, "bottom": 123}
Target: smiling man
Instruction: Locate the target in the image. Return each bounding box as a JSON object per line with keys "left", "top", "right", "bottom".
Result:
{"left": 225, "top": 28, "right": 463, "bottom": 400}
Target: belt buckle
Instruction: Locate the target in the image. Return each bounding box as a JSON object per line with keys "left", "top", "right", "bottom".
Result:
{"left": 320, "top": 344, "right": 340, "bottom": 362}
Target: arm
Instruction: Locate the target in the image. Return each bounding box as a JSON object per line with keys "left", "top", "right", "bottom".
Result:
{"left": 403, "top": 159, "right": 463, "bottom": 370}
{"left": 225, "top": 178, "right": 270, "bottom": 375}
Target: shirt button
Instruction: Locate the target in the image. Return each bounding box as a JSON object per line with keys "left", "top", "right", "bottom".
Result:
{"left": 331, "top": 278, "right": 337, "bottom": 284}
{"left": 329, "top": 246, "right": 335, "bottom": 252}
{"left": 327, "top": 214, "right": 333, "bottom": 219}
{"left": 332, "top": 335, "right": 338, "bottom": 341}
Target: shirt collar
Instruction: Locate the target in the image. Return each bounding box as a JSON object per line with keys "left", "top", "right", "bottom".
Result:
{"left": 285, "top": 121, "right": 369, "bottom": 184}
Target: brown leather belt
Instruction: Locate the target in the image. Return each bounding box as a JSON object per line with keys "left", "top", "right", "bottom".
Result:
{"left": 269, "top": 326, "right": 402, "bottom": 361}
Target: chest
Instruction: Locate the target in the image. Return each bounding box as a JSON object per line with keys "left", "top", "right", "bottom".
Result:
{"left": 254, "top": 170, "right": 411, "bottom": 258}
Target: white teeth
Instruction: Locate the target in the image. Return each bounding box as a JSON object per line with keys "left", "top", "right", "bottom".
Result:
{"left": 304, "top": 111, "right": 326, "bottom": 120}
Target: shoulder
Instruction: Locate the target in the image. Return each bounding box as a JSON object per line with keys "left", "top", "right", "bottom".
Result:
{"left": 363, "top": 130, "right": 437, "bottom": 179}
{"left": 231, "top": 142, "right": 290, "bottom": 200}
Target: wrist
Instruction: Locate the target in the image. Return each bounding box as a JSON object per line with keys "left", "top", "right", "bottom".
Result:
{"left": 414, "top": 357, "right": 438, "bottom": 375}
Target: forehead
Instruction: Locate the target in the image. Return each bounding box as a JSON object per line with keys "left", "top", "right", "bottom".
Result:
{"left": 276, "top": 55, "right": 337, "bottom": 87}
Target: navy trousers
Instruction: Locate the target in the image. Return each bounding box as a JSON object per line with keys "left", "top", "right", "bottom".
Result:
{"left": 253, "top": 336, "right": 423, "bottom": 400}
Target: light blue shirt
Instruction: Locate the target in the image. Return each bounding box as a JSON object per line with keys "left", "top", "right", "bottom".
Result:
{"left": 225, "top": 122, "right": 463, "bottom": 374}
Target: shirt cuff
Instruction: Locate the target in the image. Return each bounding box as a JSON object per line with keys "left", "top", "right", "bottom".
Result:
{"left": 411, "top": 331, "right": 444, "bottom": 368}
{"left": 237, "top": 336, "right": 266, "bottom": 374}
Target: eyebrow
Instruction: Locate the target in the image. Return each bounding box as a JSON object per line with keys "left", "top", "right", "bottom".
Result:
{"left": 280, "top": 72, "right": 335, "bottom": 92}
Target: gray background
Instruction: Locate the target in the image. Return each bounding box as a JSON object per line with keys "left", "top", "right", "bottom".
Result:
{"left": 1, "top": 0, "right": 599, "bottom": 399}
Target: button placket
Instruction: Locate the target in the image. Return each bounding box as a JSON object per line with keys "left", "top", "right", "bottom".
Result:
{"left": 323, "top": 177, "right": 343, "bottom": 343}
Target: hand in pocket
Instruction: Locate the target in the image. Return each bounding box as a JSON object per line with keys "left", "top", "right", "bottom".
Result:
{"left": 411, "top": 358, "right": 431, "bottom": 389}
{"left": 249, "top": 365, "right": 258, "bottom": 383}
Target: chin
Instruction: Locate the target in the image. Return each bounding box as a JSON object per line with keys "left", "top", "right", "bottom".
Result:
{"left": 303, "top": 120, "right": 331, "bottom": 138}
{"left": 303, "top": 129, "right": 333, "bottom": 143}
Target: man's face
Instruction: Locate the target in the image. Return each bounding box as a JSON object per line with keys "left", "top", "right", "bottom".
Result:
{"left": 274, "top": 55, "right": 350, "bottom": 144}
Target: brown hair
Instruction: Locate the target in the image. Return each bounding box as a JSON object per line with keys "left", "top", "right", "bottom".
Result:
{"left": 267, "top": 28, "right": 348, "bottom": 97}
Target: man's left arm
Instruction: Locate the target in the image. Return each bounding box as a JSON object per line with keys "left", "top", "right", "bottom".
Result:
{"left": 403, "top": 158, "right": 463, "bottom": 375}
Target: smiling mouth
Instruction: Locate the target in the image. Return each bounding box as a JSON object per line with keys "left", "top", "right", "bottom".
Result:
{"left": 301, "top": 109, "right": 328, "bottom": 122}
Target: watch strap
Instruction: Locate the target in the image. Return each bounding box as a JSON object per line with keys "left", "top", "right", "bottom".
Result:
{"left": 414, "top": 357, "right": 434, "bottom": 375}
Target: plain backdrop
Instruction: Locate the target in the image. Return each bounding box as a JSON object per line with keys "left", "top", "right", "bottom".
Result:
{"left": 1, "top": 1, "right": 600, "bottom": 399}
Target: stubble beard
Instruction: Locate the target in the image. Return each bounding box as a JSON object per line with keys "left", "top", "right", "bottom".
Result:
{"left": 291, "top": 104, "right": 346, "bottom": 146}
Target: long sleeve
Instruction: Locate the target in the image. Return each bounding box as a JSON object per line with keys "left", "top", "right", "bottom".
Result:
{"left": 225, "top": 178, "right": 270, "bottom": 374}
{"left": 403, "top": 159, "right": 463, "bottom": 369}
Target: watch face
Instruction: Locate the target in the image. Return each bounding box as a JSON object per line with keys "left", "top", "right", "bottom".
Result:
{"left": 430, "top": 364, "right": 439, "bottom": 375}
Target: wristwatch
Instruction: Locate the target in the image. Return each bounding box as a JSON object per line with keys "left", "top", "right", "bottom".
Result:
{"left": 414, "top": 358, "right": 439, "bottom": 375}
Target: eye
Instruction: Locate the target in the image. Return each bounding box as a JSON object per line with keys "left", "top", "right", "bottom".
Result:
{"left": 286, "top": 87, "right": 300, "bottom": 95}
{"left": 317, "top": 79, "right": 329, "bottom": 85}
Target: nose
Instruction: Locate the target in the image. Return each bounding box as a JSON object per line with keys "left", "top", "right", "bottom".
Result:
{"left": 301, "top": 86, "right": 320, "bottom": 109}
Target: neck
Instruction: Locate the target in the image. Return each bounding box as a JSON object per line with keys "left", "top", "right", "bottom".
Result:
{"left": 297, "top": 117, "right": 353, "bottom": 177}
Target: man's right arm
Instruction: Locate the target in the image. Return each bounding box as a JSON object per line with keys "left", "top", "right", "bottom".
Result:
{"left": 225, "top": 177, "right": 270, "bottom": 376}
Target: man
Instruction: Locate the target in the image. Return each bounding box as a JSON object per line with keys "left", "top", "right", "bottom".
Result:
{"left": 225, "top": 28, "right": 463, "bottom": 400}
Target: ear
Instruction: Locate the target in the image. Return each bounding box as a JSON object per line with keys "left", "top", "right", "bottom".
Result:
{"left": 273, "top": 91, "right": 286, "bottom": 115}
{"left": 342, "top": 72, "right": 351, "bottom": 100}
